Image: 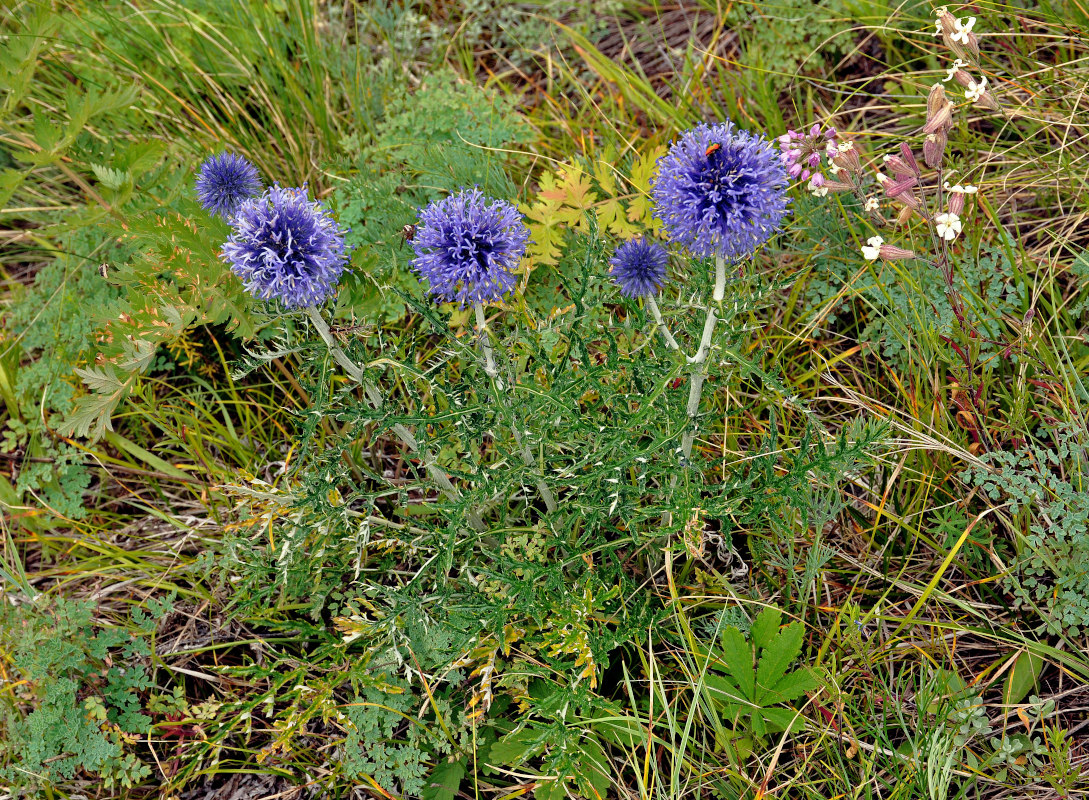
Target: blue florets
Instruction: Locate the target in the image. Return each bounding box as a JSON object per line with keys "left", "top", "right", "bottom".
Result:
{"left": 610, "top": 237, "right": 669, "bottom": 298}
{"left": 195, "top": 152, "right": 262, "bottom": 219}
{"left": 651, "top": 122, "right": 789, "bottom": 261}
{"left": 222, "top": 185, "right": 348, "bottom": 309}
{"left": 411, "top": 188, "right": 530, "bottom": 305}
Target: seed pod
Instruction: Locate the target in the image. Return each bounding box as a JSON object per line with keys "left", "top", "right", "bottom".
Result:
{"left": 883, "top": 154, "right": 915, "bottom": 178}
{"left": 896, "top": 205, "right": 915, "bottom": 225}
{"left": 923, "top": 131, "right": 948, "bottom": 169}
{"left": 821, "top": 180, "right": 856, "bottom": 193}
{"left": 922, "top": 100, "right": 954, "bottom": 134}
{"left": 879, "top": 244, "right": 916, "bottom": 261}
{"left": 899, "top": 143, "right": 921, "bottom": 175}
{"left": 948, "top": 191, "right": 966, "bottom": 216}
{"left": 927, "top": 83, "right": 948, "bottom": 121}
{"left": 885, "top": 176, "right": 918, "bottom": 198}
{"left": 894, "top": 189, "right": 922, "bottom": 211}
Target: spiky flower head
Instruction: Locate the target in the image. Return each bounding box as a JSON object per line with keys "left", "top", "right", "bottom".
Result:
{"left": 411, "top": 188, "right": 529, "bottom": 305}
{"left": 651, "top": 122, "right": 789, "bottom": 261}
{"left": 195, "top": 152, "right": 262, "bottom": 219}
{"left": 222, "top": 185, "right": 349, "bottom": 309}
{"left": 609, "top": 237, "right": 669, "bottom": 298}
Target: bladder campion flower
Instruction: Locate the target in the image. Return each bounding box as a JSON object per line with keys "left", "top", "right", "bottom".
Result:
{"left": 652, "top": 121, "right": 789, "bottom": 261}
{"left": 935, "top": 212, "right": 963, "bottom": 241}
{"left": 195, "top": 152, "right": 262, "bottom": 219}
{"left": 861, "top": 236, "right": 884, "bottom": 260}
{"left": 861, "top": 235, "right": 914, "bottom": 261}
{"left": 411, "top": 188, "right": 529, "bottom": 305}
{"left": 609, "top": 237, "right": 669, "bottom": 298}
{"left": 222, "top": 185, "right": 348, "bottom": 309}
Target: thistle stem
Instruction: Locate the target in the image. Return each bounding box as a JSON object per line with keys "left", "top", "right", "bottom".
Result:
{"left": 663, "top": 256, "right": 727, "bottom": 529}
{"left": 680, "top": 255, "right": 727, "bottom": 464}
{"left": 646, "top": 295, "right": 679, "bottom": 351}
{"left": 474, "top": 302, "right": 557, "bottom": 515}
{"left": 305, "top": 306, "right": 483, "bottom": 529}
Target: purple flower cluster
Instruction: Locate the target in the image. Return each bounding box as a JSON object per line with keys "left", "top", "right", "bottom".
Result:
{"left": 651, "top": 122, "right": 789, "bottom": 261}
{"left": 609, "top": 237, "right": 669, "bottom": 298}
{"left": 778, "top": 124, "right": 837, "bottom": 188}
{"left": 221, "top": 185, "right": 349, "bottom": 309}
{"left": 195, "top": 152, "right": 262, "bottom": 219}
{"left": 411, "top": 188, "right": 529, "bottom": 305}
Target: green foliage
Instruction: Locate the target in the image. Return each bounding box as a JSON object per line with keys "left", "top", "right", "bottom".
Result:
{"left": 725, "top": 0, "right": 854, "bottom": 91}
{"left": 705, "top": 607, "right": 819, "bottom": 738}
{"left": 59, "top": 201, "right": 262, "bottom": 441}
{"left": 342, "top": 676, "right": 430, "bottom": 795}
{"left": 799, "top": 194, "right": 1025, "bottom": 368}
{"left": 333, "top": 69, "right": 535, "bottom": 321}
{"left": 1, "top": 228, "right": 129, "bottom": 519}
{"left": 961, "top": 424, "right": 1089, "bottom": 636}
{"left": 0, "top": 595, "right": 171, "bottom": 790}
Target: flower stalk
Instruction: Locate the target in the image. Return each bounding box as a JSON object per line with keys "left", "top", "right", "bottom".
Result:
{"left": 681, "top": 255, "right": 727, "bottom": 465}
{"left": 305, "top": 305, "right": 484, "bottom": 528}
{"left": 646, "top": 295, "right": 679, "bottom": 351}
{"left": 474, "top": 302, "right": 557, "bottom": 514}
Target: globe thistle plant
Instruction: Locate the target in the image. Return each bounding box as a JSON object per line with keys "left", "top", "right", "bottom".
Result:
{"left": 609, "top": 237, "right": 669, "bottom": 298}
{"left": 411, "top": 188, "right": 530, "bottom": 306}
{"left": 222, "top": 185, "right": 349, "bottom": 309}
{"left": 411, "top": 189, "right": 530, "bottom": 306}
{"left": 195, "top": 152, "right": 262, "bottom": 219}
{"left": 651, "top": 122, "right": 790, "bottom": 261}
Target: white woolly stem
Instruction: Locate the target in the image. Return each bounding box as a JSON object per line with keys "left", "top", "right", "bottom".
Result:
{"left": 663, "top": 256, "right": 728, "bottom": 529}
{"left": 474, "top": 302, "right": 500, "bottom": 388}
{"left": 679, "top": 255, "right": 727, "bottom": 463}
{"left": 306, "top": 306, "right": 484, "bottom": 529}
{"left": 646, "top": 295, "right": 679, "bottom": 351}
{"left": 475, "top": 302, "right": 557, "bottom": 515}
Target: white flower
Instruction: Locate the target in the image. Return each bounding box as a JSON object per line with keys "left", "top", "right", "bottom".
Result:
{"left": 944, "top": 58, "right": 968, "bottom": 82}
{"left": 935, "top": 212, "right": 962, "bottom": 241}
{"left": 810, "top": 185, "right": 828, "bottom": 197}
{"left": 837, "top": 141, "right": 855, "bottom": 153}
{"left": 875, "top": 172, "right": 889, "bottom": 184}
{"left": 964, "top": 75, "right": 988, "bottom": 103}
{"left": 861, "top": 236, "right": 884, "bottom": 260}
{"left": 864, "top": 197, "right": 880, "bottom": 212}
{"left": 943, "top": 182, "right": 978, "bottom": 194}
{"left": 828, "top": 162, "right": 842, "bottom": 176}
{"left": 951, "top": 16, "right": 976, "bottom": 45}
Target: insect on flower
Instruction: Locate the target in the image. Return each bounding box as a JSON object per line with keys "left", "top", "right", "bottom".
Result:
{"left": 652, "top": 121, "right": 789, "bottom": 261}
{"left": 399, "top": 223, "right": 417, "bottom": 250}
{"left": 705, "top": 142, "right": 722, "bottom": 158}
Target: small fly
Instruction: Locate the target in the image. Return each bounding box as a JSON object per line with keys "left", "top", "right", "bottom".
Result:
{"left": 399, "top": 223, "right": 417, "bottom": 250}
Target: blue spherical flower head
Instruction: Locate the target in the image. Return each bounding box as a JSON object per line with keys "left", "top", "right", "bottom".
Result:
{"left": 411, "top": 188, "right": 530, "bottom": 305}
{"left": 610, "top": 237, "right": 669, "bottom": 298}
{"left": 651, "top": 122, "right": 789, "bottom": 260}
{"left": 195, "top": 152, "right": 262, "bottom": 219}
{"left": 222, "top": 185, "right": 348, "bottom": 309}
